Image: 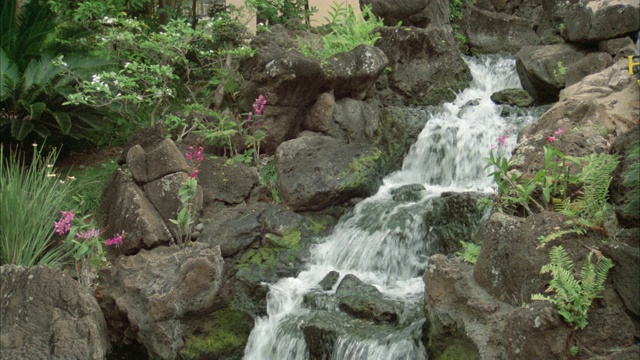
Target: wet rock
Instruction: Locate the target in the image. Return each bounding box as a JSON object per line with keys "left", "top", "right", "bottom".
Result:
{"left": 325, "top": 45, "right": 389, "bottom": 101}
{"left": 375, "top": 26, "right": 470, "bottom": 106}
{"left": 335, "top": 274, "right": 399, "bottom": 324}
{"left": 98, "top": 243, "right": 224, "bottom": 360}
{"left": 302, "top": 322, "right": 338, "bottom": 360}
{"left": 490, "top": 88, "right": 535, "bottom": 107}
{"left": 0, "top": 266, "right": 110, "bottom": 360}
{"left": 318, "top": 271, "right": 340, "bottom": 291}
{"left": 390, "top": 184, "right": 425, "bottom": 202}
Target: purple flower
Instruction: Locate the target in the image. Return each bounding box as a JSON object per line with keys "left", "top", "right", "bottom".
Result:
{"left": 547, "top": 135, "right": 556, "bottom": 143}
{"left": 54, "top": 210, "right": 75, "bottom": 235}
{"left": 77, "top": 228, "right": 101, "bottom": 240}
{"left": 189, "top": 168, "right": 199, "bottom": 179}
{"left": 105, "top": 231, "right": 126, "bottom": 246}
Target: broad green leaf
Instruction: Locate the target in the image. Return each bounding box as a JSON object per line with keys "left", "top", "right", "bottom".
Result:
{"left": 51, "top": 111, "right": 71, "bottom": 134}
{"left": 10, "top": 117, "right": 34, "bottom": 140}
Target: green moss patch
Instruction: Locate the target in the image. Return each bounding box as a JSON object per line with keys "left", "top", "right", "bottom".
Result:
{"left": 180, "top": 308, "right": 252, "bottom": 360}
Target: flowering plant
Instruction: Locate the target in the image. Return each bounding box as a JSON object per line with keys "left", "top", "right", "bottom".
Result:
{"left": 170, "top": 146, "right": 204, "bottom": 246}
{"left": 54, "top": 209, "right": 125, "bottom": 287}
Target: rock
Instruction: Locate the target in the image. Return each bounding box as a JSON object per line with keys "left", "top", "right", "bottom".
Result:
{"left": 390, "top": 184, "right": 425, "bottom": 202}
{"left": 561, "top": 0, "right": 640, "bottom": 43}
{"left": 490, "top": 88, "right": 535, "bottom": 107}
{"left": 276, "top": 135, "right": 382, "bottom": 211}
{"left": 609, "top": 126, "right": 640, "bottom": 228}
{"left": 460, "top": 5, "right": 541, "bottom": 54}
{"left": 98, "top": 243, "right": 224, "bottom": 360}
{"left": 302, "top": 321, "right": 338, "bottom": 360}
{"left": 257, "top": 105, "right": 301, "bottom": 155}
{"left": 200, "top": 206, "right": 262, "bottom": 257}
{"left": 361, "top": 0, "right": 451, "bottom": 27}
{"left": 565, "top": 52, "right": 613, "bottom": 87}
{"left": 325, "top": 45, "right": 389, "bottom": 101}
{"left": 602, "top": 242, "right": 640, "bottom": 317}
{"left": 335, "top": 274, "right": 399, "bottom": 323}
{"left": 97, "top": 170, "right": 173, "bottom": 254}
{"left": 198, "top": 157, "right": 259, "bottom": 207}
{"left": 127, "top": 139, "right": 190, "bottom": 184}
{"left": 144, "top": 172, "right": 203, "bottom": 238}
{"left": 375, "top": 26, "right": 470, "bottom": 106}
{"left": 599, "top": 36, "right": 640, "bottom": 59}
{"left": 515, "top": 43, "right": 589, "bottom": 103}
{"left": 118, "top": 122, "right": 166, "bottom": 165}
{"left": 0, "top": 266, "right": 110, "bottom": 360}
{"left": 511, "top": 59, "right": 640, "bottom": 176}
{"left": 318, "top": 271, "right": 340, "bottom": 291}
{"left": 303, "top": 92, "right": 337, "bottom": 136}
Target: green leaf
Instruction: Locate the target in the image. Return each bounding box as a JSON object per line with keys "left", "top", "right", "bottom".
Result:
{"left": 10, "top": 118, "right": 34, "bottom": 140}
{"left": 28, "top": 102, "right": 46, "bottom": 121}
{"left": 51, "top": 111, "right": 71, "bottom": 134}
{"left": 0, "top": 48, "right": 19, "bottom": 100}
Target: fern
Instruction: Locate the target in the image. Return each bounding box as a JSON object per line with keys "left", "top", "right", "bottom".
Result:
{"left": 457, "top": 241, "right": 481, "bottom": 265}
{"left": 532, "top": 246, "right": 614, "bottom": 330}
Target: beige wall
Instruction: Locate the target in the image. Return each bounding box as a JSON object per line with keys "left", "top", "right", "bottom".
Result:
{"left": 226, "top": 0, "right": 362, "bottom": 33}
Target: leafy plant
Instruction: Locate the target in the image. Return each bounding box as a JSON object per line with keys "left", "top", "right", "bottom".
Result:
{"left": 457, "top": 241, "right": 481, "bottom": 265}
{"left": 1, "top": 0, "right": 107, "bottom": 142}
{"left": 449, "top": 0, "right": 466, "bottom": 21}
{"left": 259, "top": 159, "right": 281, "bottom": 203}
{"left": 554, "top": 61, "right": 567, "bottom": 79}
{"left": 245, "top": 0, "right": 316, "bottom": 27}
{"left": 170, "top": 146, "right": 203, "bottom": 246}
{"left": 622, "top": 141, "right": 640, "bottom": 217}
{"left": 532, "top": 246, "right": 613, "bottom": 330}
{"left": 0, "top": 144, "right": 74, "bottom": 268}
{"left": 299, "top": 4, "right": 385, "bottom": 61}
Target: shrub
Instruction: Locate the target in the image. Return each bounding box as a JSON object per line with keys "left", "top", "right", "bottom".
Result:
{"left": 0, "top": 144, "right": 74, "bottom": 268}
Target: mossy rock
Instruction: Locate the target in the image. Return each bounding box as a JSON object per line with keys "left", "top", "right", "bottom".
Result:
{"left": 180, "top": 308, "right": 253, "bottom": 360}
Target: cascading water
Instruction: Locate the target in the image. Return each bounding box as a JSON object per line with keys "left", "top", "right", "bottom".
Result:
{"left": 244, "top": 55, "right": 541, "bottom": 360}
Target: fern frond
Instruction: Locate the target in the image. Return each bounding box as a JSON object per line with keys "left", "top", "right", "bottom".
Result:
{"left": 547, "top": 246, "right": 574, "bottom": 271}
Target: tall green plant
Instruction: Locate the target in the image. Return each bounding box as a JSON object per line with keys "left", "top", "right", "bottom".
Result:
{"left": 0, "top": 144, "right": 74, "bottom": 268}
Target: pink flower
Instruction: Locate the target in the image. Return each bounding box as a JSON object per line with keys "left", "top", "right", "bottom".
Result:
{"left": 105, "top": 231, "right": 126, "bottom": 246}
{"left": 54, "top": 210, "right": 75, "bottom": 235}
{"left": 77, "top": 228, "right": 101, "bottom": 240}
{"left": 497, "top": 136, "right": 507, "bottom": 148}
{"left": 190, "top": 169, "right": 199, "bottom": 178}
{"left": 554, "top": 128, "right": 565, "bottom": 136}
{"left": 490, "top": 144, "right": 497, "bottom": 150}
{"left": 547, "top": 136, "right": 556, "bottom": 143}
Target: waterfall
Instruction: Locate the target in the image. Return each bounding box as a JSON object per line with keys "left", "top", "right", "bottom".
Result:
{"left": 243, "top": 55, "right": 540, "bottom": 360}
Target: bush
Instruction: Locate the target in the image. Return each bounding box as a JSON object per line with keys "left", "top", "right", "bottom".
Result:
{"left": 0, "top": 144, "right": 74, "bottom": 268}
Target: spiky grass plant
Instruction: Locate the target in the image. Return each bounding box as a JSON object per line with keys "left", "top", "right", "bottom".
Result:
{"left": 0, "top": 144, "right": 74, "bottom": 268}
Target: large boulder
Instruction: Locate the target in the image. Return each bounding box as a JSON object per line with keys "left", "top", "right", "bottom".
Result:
{"left": 515, "top": 43, "right": 590, "bottom": 103}
{"left": 97, "top": 243, "right": 225, "bottom": 360}
{"left": 560, "top": 0, "right": 640, "bottom": 43}
{"left": 0, "top": 266, "right": 110, "bottom": 360}
{"left": 275, "top": 135, "right": 382, "bottom": 211}
{"left": 511, "top": 58, "right": 640, "bottom": 175}
{"left": 200, "top": 206, "right": 262, "bottom": 257}
{"left": 198, "top": 157, "right": 259, "bottom": 207}
{"left": 325, "top": 44, "right": 389, "bottom": 101}
{"left": 360, "top": 0, "right": 451, "bottom": 27}
{"left": 609, "top": 126, "right": 640, "bottom": 228}
{"left": 602, "top": 242, "right": 640, "bottom": 317}
{"left": 335, "top": 274, "right": 400, "bottom": 324}
{"left": 564, "top": 52, "right": 613, "bottom": 87}
{"left": 458, "top": 5, "right": 542, "bottom": 54}
{"left": 375, "top": 26, "right": 470, "bottom": 106}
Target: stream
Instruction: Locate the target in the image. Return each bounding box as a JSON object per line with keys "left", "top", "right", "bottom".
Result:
{"left": 243, "top": 55, "right": 541, "bottom": 360}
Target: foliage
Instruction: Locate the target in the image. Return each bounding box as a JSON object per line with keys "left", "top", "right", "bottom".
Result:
{"left": 449, "top": 0, "right": 466, "bottom": 21}
{"left": 47, "top": 0, "right": 150, "bottom": 24}
{"left": 63, "top": 159, "right": 119, "bottom": 215}
{"left": 180, "top": 308, "right": 251, "bottom": 360}
{"left": 0, "top": 144, "right": 75, "bottom": 268}
{"left": 299, "top": 4, "right": 384, "bottom": 61}
{"left": 245, "top": 0, "right": 316, "bottom": 27}
{"left": 1, "top": 0, "right": 107, "bottom": 142}
{"left": 532, "top": 246, "right": 613, "bottom": 330}
{"left": 259, "top": 159, "right": 281, "bottom": 203}
{"left": 457, "top": 241, "right": 481, "bottom": 265}
{"left": 622, "top": 141, "right": 640, "bottom": 217}
{"left": 554, "top": 61, "right": 567, "bottom": 80}
{"left": 170, "top": 146, "right": 203, "bottom": 246}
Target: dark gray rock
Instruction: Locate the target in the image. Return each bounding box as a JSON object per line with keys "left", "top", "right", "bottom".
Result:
{"left": 599, "top": 37, "right": 639, "bottom": 58}
{"left": 335, "top": 274, "right": 399, "bottom": 323}
{"left": 515, "top": 43, "right": 589, "bottom": 103}
{"left": 98, "top": 243, "right": 224, "bottom": 360}
{"left": 302, "top": 321, "right": 338, "bottom": 360}
{"left": 490, "top": 88, "right": 535, "bottom": 107}
{"left": 390, "top": 184, "right": 425, "bottom": 202}
{"left": 318, "top": 271, "right": 340, "bottom": 291}
{"left": 257, "top": 105, "right": 302, "bottom": 155}
{"left": 198, "top": 156, "right": 259, "bottom": 207}
{"left": 609, "top": 126, "right": 640, "bottom": 228}
{"left": 118, "top": 122, "right": 166, "bottom": 165}
{"left": 460, "top": 5, "right": 541, "bottom": 54}
{"left": 361, "top": 0, "right": 451, "bottom": 27}
{"left": 275, "top": 135, "right": 381, "bottom": 211}
{"left": 127, "top": 139, "right": 190, "bottom": 184}
{"left": 0, "top": 266, "right": 110, "bottom": 360}
{"left": 561, "top": 0, "right": 640, "bottom": 43}
{"left": 200, "top": 207, "right": 262, "bottom": 257}
{"left": 97, "top": 170, "right": 173, "bottom": 254}
{"left": 602, "top": 242, "right": 640, "bottom": 317}
{"left": 303, "top": 92, "right": 337, "bottom": 136}
{"left": 375, "top": 26, "right": 470, "bottom": 106}
{"left": 325, "top": 45, "right": 389, "bottom": 101}
{"left": 565, "top": 52, "right": 613, "bottom": 87}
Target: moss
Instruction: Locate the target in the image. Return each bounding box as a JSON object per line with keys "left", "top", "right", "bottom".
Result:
{"left": 304, "top": 218, "right": 328, "bottom": 235}
{"left": 180, "top": 308, "right": 252, "bottom": 360}
{"left": 339, "top": 147, "right": 383, "bottom": 194}
{"left": 437, "top": 341, "right": 480, "bottom": 360}
{"left": 237, "top": 229, "right": 301, "bottom": 270}
{"left": 266, "top": 229, "right": 301, "bottom": 249}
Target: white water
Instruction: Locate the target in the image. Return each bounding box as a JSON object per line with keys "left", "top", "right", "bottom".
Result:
{"left": 243, "top": 55, "right": 539, "bottom": 360}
